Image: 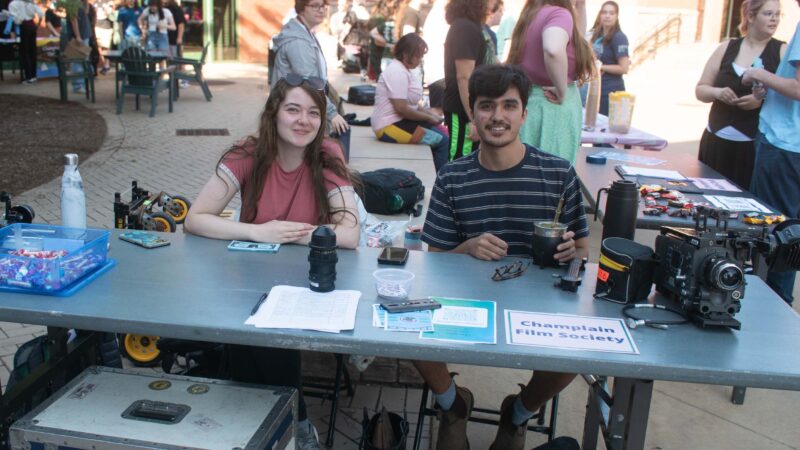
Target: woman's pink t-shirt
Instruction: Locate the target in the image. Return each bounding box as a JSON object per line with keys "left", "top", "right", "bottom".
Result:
{"left": 518, "top": 5, "right": 576, "bottom": 86}
{"left": 219, "top": 139, "right": 352, "bottom": 225}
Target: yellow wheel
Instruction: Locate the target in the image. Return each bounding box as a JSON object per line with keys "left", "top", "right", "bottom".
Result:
{"left": 165, "top": 195, "right": 191, "bottom": 224}
{"left": 119, "top": 333, "right": 161, "bottom": 366}
{"left": 144, "top": 211, "right": 176, "bottom": 232}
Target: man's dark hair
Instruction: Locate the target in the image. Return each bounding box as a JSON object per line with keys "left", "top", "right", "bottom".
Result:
{"left": 468, "top": 64, "right": 531, "bottom": 110}
{"left": 445, "top": 0, "right": 488, "bottom": 25}
{"left": 393, "top": 33, "right": 427, "bottom": 62}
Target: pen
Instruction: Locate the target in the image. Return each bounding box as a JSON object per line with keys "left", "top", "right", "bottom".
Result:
{"left": 251, "top": 292, "right": 268, "bottom": 315}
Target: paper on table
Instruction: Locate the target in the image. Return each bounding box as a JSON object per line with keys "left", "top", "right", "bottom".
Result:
{"left": 245, "top": 285, "right": 361, "bottom": 332}
{"left": 689, "top": 178, "right": 741, "bottom": 192}
{"left": 617, "top": 165, "right": 686, "bottom": 180}
{"left": 704, "top": 195, "right": 772, "bottom": 213}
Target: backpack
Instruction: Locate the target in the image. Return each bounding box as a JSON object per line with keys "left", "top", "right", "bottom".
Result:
{"left": 360, "top": 169, "right": 425, "bottom": 215}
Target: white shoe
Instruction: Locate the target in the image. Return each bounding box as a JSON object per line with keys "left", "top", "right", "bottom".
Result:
{"left": 179, "top": 80, "right": 190, "bottom": 88}
{"left": 296, "top": 419, "right": 321, "bottom": 450}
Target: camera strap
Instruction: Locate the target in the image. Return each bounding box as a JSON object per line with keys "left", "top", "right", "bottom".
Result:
{"left": 621, "top": 304, "right": 688, "bottom": 330}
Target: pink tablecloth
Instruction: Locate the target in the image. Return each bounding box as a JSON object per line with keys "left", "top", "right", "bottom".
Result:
{"left": 581, "top": 113, "right": 667, "bottom": 151}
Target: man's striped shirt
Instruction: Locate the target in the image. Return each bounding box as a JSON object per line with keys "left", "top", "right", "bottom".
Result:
{"left": 422, "top": 144, "right": 589, "bottom": 257}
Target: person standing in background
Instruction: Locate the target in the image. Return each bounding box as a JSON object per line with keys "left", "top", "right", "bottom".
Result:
{"left": 506, "top": 0, "right": 594, "bottom": 163}
{"left": 93, "top": 0, "right": 113, "bottom": 73}
{"left": 66, "top": 0, "right": 92, "bottom": 92}
{"left": 743, "top": 0, "right": 800, "bottom": 306}
{"left": 696, "top": 0, "right": 784, "bottom": 190}
{"left": 116, "top": 0, "right": 140, "bottom": 48}
{"left": 442, "top": 0, "right": 493, "bottom": 162}
{"left": 8, "top": 0, "right": 44, "bottom": 84}
{"left": 43, "top": 0, "right": 61, "bottom": 37}
{"left": 367, "top": 0, "right": 400, "bottom": 80}
{"left": 138, "top": 0, "right": 175, "bottom": 53}
{"left": 163, "top": 0, "right": 183, "bottom": 57}
{"left": 588, "top": 0, "right": 629, "bottom": 116}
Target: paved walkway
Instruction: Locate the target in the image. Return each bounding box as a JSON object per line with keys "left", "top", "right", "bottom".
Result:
{"left": 1, "top": 39, "right": 799, "bottom": 449}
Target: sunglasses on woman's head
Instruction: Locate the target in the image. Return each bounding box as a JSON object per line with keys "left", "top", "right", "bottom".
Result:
{"left": 282, "top": 74, "right": 326, "bottom": 91}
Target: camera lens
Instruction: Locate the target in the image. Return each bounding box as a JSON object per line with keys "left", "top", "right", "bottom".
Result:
{"left": 709, "top": 260, "right": 743, "bottom": 291}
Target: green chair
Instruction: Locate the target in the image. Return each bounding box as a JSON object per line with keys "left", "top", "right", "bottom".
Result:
{"left": 169, "top": 42, "right": 212, "bottom": 102}
{"left": 55, "top": 51, "right": 95, "bottom": 103}
{"left": 116, "top": 47, "right": 174, "bottom": 117}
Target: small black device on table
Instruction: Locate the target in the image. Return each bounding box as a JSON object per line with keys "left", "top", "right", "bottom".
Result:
{"left": 380, "top": 298, "right": 441, "bottom": 314}
{"left": 378, "top": 247, "right": 409, "bottom": 265}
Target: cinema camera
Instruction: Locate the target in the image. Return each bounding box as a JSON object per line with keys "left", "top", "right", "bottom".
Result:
{"left": 654, "top": 207, "right": 800, "bottom": 330}
{"left": 1, "top": 191, "right": 35, "bottom": 226}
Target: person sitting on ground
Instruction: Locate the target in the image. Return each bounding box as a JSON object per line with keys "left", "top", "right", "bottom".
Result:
{"left": 183, "top": 74, "right": 360, "bottom": 450}
{"left": 418, "top": 64, "right": 589, "bottom": 450}
{"left": 372, "top": 33, "right": 449, "bottom": 173}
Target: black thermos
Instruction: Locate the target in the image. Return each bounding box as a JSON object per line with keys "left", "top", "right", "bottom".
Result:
{"left": 308, "top": 225, "right": 338, "bottom": 292}
{"left": 596, "top": 180, "right": 639, "bottom": 241}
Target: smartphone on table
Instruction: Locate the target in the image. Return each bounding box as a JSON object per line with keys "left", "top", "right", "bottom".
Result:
{"left": 119, "top": 231, "right": 170, "bottom": 249}
{"left": 378, "top": 247, "right": 409, "bottom": 265}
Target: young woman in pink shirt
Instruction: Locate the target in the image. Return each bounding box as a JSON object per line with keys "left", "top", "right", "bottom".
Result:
{"left": 506, "top": 0, "right": 594, "bottom": 162}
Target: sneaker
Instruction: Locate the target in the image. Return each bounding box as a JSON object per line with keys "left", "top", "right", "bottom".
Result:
{"left": 296, "top": 419, "right": 321, "bottom": 450}
{"left": 179, "top": 80, "right": 190, "bottom": 88}
{"left": 22, "top": 77, "right": 37, "bottom": 84}
{"left": 435, "top": 386, "right": 473, "bottom": 450}
{"left": 73, "top": 85, "right": 85, "bottom": 94}
{"left": 488, "top": 395, "right": 527, "bottom": 450}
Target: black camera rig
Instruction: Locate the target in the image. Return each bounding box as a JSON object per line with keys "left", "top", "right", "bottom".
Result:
{"left": 654, "top": 207, "right": 800, "bottom": 329}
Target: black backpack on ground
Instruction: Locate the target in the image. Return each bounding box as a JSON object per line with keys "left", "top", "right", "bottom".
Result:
{"left": 360, "top": 169, "right": 425, "bottom": 216}
{"left": 348, "top": 84, "right": 376, "bottom": 105}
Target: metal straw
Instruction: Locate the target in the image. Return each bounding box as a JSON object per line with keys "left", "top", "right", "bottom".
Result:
{"left": 553, "top": 197, "right": 564, "bottom": 226}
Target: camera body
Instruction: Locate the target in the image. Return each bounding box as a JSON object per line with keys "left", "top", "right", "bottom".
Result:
{"left": 655, "top": 226, "right": 745, "bottom": 329}
{"left": 1, "top": 191, "right": 35, "bottom": 226}
{"left": 653, "top": 207, "right": 800, "bottom": 329}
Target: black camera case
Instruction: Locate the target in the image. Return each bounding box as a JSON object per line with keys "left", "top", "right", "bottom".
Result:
{"left": 595, "top": 237, "right": 657, "bottom": 304}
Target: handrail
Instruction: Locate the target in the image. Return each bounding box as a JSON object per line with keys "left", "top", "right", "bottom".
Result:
{"left": 632, "top": 14, "right": 682, "bottom": 69}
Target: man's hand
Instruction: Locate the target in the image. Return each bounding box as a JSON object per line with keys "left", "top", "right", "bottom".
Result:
{"left": 251, "top": 220, "right": 315, "bottom": 243}
{"left": 331, "top": 114, "right": 350, "bottom": 135}
{"left": 467, "top": 122, "right": 480, "bottom": 142}
{"left": 465, "top": 233, "right": 508, "bottom": 260}
{"left": 427, "top": 112, "right": 444, "bottom": 125}
{"left": 553, "top": 231, "right": 578, "bottom": 263}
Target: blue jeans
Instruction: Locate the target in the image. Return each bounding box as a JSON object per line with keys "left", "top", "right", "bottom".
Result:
{"left": 331, "top": 127, "right": 351, "bottom": 162}
{"left": 751, "top": 133, "right": 799, "bottom": 305}
{"left": 71, "top": 38, "right": 90, "bottom": 91}
{"left": 146, "top": 32, "right": 169, "bottom": 53}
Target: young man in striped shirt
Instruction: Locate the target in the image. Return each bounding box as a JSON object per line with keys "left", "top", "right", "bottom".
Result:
{"left": 418, "top": 64, "right": 588, "bottom": 450}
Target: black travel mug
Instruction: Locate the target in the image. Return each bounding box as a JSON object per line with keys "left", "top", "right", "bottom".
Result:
{"left": 596, "top": 179, "right": 639, "bottom": 241}
{"left": 308, "top": 226, "right": 338, "bottom": 292}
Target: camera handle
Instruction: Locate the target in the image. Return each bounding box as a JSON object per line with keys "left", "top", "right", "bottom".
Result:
{"left": 593, "top": 187, "right": 607, "bottom": 222}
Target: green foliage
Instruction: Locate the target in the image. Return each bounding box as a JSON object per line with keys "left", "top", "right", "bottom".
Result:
{"left": 55, "top": 0, "right": 81, "bottom": 19}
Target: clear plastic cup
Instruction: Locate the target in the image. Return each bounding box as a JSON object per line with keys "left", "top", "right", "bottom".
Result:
{"left": 373, "top": 269, "right": 415, "bottom": 300}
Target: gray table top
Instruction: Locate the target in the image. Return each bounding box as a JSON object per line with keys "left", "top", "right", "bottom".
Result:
{"left": 575, "top": 146, "right": 779, "bottom": 232}
{"left": 0, "top": 230, "right": 798, "bottom": 391}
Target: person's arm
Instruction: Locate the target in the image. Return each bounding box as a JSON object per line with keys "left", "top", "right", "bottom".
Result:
{"left": 390, "top": 98, "right": 443, "bottom": 123}
{"left": 137, "top": 10, "right": 146, "bottom": 37}
{"left": 454, "top": 58, "right": 476, "bottom": 119}
{"left": 184, "top": 171, "right": 316, "bottom": 243}
{"left": 70, "top": 16, "right": 81, "bottom": 41}
{"left": 294, "top": 188, "right": 361, "bottom": 249}
{"left": 46, "top": 20, "right": 59, "bottom": 36}
{"left": 695, "top": 41, "right": 737, "bottom": 104}
{"left": 370, "top": 26, "right": 387, "bottom": 47}
{"left": 573, "top": 0, "right": 586, "bottom": 35}
{"left": 165, "top": 11, "right": 176, "bottom": 31}
{"left": 429, "top": 233, "right": 508, "bottom": 260}
{"left": 601, "top": 56, "right": 629, "bottom": 75}
{"left": 743, "top": 62, "right": 800, "bottom": 101}
{"left": 176, "top": 21, "right": 184, "bottom": 45}
{"left": 541, "top": 26, "right": 569, "bottom": 103}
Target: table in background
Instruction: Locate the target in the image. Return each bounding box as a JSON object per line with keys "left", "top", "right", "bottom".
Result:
{"left": 0, "top": 231, "right": 798, "bottom": 449}
{"left": 575, "top": 146, "right": 779, "bottom": 233}
{"left": 581, "top": 114, "right": 668, "bottom": 151}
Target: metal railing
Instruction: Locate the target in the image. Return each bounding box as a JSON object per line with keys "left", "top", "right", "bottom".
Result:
{"left": 632, "top": 14, "right": 682, "bottom": 69}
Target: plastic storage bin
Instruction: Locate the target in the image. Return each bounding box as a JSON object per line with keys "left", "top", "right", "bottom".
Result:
{"left": 0, "top": 223, "right": 110, "bottom": 293}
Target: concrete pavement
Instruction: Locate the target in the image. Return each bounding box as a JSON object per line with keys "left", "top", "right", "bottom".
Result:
{"left": 0, "top": 39, "right": 799, "bottom": 449}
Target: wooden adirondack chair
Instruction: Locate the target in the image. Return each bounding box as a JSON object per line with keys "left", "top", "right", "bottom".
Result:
{"left": 169, "top": 42, "right": 212, "bottom": 102}
{"left": 55, "top": 51, "right": 95, "bottom": 103}
{"left": 116, "top": 47, "right": 174, "bottom": 117}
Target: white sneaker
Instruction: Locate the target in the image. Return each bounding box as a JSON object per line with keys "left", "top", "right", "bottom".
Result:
{"left": 179, "top": 80, "right": 190, "bottom": 88}
{"left": 296, "top": 419, "right": 321, "bottom": 450}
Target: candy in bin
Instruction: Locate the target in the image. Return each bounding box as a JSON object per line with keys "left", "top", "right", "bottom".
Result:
{"left": 669, "top": 208, "right": 693, "bottom": 218}
{"left": 639, "top": 185, "right": 664, "bottom": 196}
{"left": 644, "top": 196, "right": 657, "bottom": 207}
{"left": 659, "top": 190, "right": 682, "bottom": 201}
{"left": 643, "top": 207, "right": 664, "bottom": 216}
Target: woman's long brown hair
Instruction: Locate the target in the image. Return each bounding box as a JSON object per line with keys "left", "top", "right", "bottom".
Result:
{"left": 215, "top": 80, "right": 356, "bottom": 225}
{"left": 589, "top": 1, "right": 621, "bottom": 45}
{"left": 506, "top": 0, "right": 595, "bottom": 85}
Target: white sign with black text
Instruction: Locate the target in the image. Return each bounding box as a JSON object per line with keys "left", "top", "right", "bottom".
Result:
{"left": 505, "top": 310, "right": 639, "bottom": 354}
